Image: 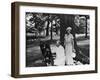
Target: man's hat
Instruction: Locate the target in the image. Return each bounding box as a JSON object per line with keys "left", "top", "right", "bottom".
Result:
{"left": 66, "top": 27, "right": 72, "bottom": 30}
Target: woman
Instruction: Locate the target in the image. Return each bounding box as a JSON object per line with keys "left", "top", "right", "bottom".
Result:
{"left": 64, "top": 27, "right": 75, "bottom": 65}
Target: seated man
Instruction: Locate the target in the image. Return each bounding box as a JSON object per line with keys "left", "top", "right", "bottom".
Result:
{"left": 52, "top": 40, "right": 65, "bottom": 66}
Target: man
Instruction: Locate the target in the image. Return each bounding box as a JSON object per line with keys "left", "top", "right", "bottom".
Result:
{"left": 53, "top": 40, "right": 65, "bottom": 66}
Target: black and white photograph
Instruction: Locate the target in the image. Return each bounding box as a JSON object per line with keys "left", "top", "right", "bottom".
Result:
{"left": 11, "top": 2, "right": 97, "bottom": 77}
{"left": 26, "top": 12, "right": 90, "bottom": 67}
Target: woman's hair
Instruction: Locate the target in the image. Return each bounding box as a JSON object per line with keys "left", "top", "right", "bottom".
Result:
{"left": 65, "top": 27, "right": 72, "bottom": 34}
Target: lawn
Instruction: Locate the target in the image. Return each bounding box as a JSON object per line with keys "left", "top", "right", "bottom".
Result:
{"left": 26, "top": 34, "right": 90, "bottom": 67}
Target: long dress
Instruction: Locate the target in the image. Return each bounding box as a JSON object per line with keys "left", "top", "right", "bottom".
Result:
{"left": 53, "top": 45, "right": 65, "bottom": 66}
{"left": 64, "top": 34, "right": 74, "bottom": 65}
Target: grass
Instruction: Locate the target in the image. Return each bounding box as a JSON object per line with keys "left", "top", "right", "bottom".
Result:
{"left": 26, "top": 34, "right": 90, "bottom": 67}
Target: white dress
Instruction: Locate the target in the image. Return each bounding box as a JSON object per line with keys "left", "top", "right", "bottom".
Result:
{"left": 53, "top": 45, "right": 65, "bottom": 66}
{"left": 64, "top": 34, "right": 74, "bottom": 65}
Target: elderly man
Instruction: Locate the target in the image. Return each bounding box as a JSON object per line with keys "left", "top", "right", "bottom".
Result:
{"left": 53, "top": 40, "right": 65, "bottom": 66}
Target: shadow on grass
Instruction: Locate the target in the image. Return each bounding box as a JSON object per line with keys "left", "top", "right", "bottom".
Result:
{"left": 26, "top": 51, "right": 47, "bottom": 67}
{"left": 26, "top": 39, "right": 57, "bottom": 48}
{"left": 75, "top": 44, "right": 90, "bottom": 64}
{"left": 76, "top": 35, "right": 89, "bottom": 41}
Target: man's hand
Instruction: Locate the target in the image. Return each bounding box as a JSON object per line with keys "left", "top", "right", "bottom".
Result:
{"left": 72, "top": 49, "right": 76, "bottom": 53}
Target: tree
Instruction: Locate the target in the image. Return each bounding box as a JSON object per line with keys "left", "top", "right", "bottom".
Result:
{"left": 85, "top": 15, "right": 89, "bottom": 38}
{"left": 49, "top": 15, "right": 55, "bottom": 40}
{"left": 46, "top": 16, "right": 50, "bottom": 36}
{"left": 60, "top": 14, "right": 78, "bottom": 48}
{"left": 59, "top": 14, "right": 66, "bottom": 46}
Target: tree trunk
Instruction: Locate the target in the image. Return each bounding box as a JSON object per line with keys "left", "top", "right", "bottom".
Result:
{"left": 46, "top": 21, "right": 49, "bottom": 36}
{"left": 85, "top": 17, "right": 88, "bottom": 38}
{"left": 51, "top": 21, "right": 53, "bottom": 40}
{"left": 60, "top": 14, "right": 66, "bottom": 46}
